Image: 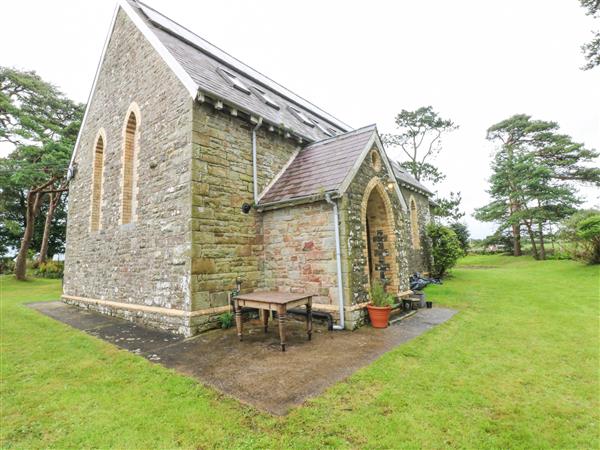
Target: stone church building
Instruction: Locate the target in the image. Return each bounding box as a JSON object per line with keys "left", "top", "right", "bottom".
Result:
{"left": 63, "top": 0, "right": 434, "bottom": 336}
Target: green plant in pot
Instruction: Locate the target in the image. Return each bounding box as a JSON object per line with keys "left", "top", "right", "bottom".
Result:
{"left": 367, "top": 280, "right": 395, "bottom": 328}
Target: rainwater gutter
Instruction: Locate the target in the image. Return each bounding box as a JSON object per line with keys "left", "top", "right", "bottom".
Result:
{"left": 325, "top": 192, "right": 345, "bottom": 330}
{"left": 252, "top": 117, "right": 263, "bottom": 204}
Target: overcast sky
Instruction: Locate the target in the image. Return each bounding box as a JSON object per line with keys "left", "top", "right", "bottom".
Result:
{"left": 2, "top": 0, "right": 598, "bottom": 238}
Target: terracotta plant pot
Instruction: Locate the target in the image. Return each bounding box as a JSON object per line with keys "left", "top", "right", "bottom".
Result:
{"left": 367, "top": 304, "right": 392, "bottom": 328}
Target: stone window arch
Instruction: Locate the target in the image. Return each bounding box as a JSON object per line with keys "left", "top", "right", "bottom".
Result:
{"left": 90, "top": 129, "right": 106, "bottom": 231}
{"left": 121, "top": 103, "right": 140, "bottom": 224}
{"left": 370, "top": 149, "right": 382, "bottom": 172}
{"left": 410, "top": 196, "right": 421, "bottom": 249}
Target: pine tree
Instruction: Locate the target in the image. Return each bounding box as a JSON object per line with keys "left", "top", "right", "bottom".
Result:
{"left": 475, "top": 114, "right": 599, "bottom": 259}
{"left": 0, "top": 67, "right": 83, "bottom": 278}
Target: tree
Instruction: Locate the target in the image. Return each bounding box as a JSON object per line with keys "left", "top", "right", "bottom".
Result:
{"left": 382, "top": 106, "right": 458, "bottom": 184}
{"left": 493, "top": 151, "right": 580, "bottom": 259}
{"left": 432, "top": 191, "right": 464, "bottom": 223}
{"left": 382, "top": 106, "right": 463, "bottom": 221}
{"left": 449, "top": 222, "right": 470, "bottom": 255}
{"left": 426, "top": 223, "right": 463, "bottom": 277}
{"left": 0, "top": 67, "right": 83, "bottom": 279}
{"left": 475, "top": 114, "right": 600, "bottom": 259}
{"left": 0, "top": 183, "right": 67, "bottom": 259}
{"left": 38, "top": 192, "right": 64, "bottom": 263}
{"left": 580, "top": 0, "right": 600, "bottom": 70}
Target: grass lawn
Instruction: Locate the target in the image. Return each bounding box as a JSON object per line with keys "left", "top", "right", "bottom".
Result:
{"left": 1, "top": 256, "right": 599, "bottom": 449}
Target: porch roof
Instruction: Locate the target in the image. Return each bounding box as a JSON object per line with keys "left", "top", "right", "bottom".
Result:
{"left": 258, "top": 125, "right": 377, "bottom": 205}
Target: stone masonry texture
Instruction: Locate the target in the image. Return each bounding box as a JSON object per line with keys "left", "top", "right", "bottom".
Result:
{"left": 63, "top": 9, "right": 433, "bottom": 336}
{"left": 262, "top": 202, "right": 337, "bottom": 305}
{"left": 401, "top": 187, "right": 433, "bottom": 274}
{"left": 63, "top": 10, "right": 193, "bottom": 334}
{"left": 341, "top": 146, "right": 412, "bottom": 327}
{"left": 188, "top": 102, "right": 299, "bottom": 334}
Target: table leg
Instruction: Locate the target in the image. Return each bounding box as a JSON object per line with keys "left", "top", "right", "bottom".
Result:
{"left": 262, "top": 309, "right": 269, "bottom": 333}
{"left": 235, "top": 301, "right": 243, "bottom": 341}
{"left": 278, "top": 305, "right": 286, "bottom": 352}
{"left": 306, "top": 297, "right": 312, "bottom": 341}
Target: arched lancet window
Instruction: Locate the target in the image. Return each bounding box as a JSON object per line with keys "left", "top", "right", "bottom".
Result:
{"left": 410, "top": 197, "right": 421, "bottom": 249}
{"left": 121, "top": 109, "right": 139, "bottom": 224}
{"left": 90, "top": 132, "right": 105, "bottom": 231}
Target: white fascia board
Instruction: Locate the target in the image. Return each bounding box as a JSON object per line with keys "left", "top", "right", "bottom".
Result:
{"left": 119, "top": 0, "right": 197, "bottom": 97}
{"left": 337, "top": 129, "right": 408, "bottom": 211}
{"left": 68, "top": 1, "right": 198, "bottom": 172}
{"left": 374, "top": 132, "right": 408, "bottom": 211}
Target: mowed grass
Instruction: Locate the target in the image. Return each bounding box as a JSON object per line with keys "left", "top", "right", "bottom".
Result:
{"left": 1, "top": 256, "right": 598, "bottom": 449}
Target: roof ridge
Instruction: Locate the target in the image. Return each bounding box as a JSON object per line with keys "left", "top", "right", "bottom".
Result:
{"left": 305, "top": 124, "right": 377, "bottom": 148}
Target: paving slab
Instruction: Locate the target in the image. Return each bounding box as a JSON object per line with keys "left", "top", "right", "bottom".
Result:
{"left": 27, "top": 301, "right": 456, "bottom": 415}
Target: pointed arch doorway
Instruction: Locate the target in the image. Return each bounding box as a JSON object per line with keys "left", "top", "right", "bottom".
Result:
{"left": 361, "top": 178, "right": 400, "bottom": 294}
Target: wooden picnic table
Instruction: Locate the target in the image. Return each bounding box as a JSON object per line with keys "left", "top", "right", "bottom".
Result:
{"left": 233, "top": 292, "right": 312, "bottom": 352}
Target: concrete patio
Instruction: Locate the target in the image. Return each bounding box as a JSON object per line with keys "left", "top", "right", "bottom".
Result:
{"left": 28, "top": 301, "right": 456, "bottom": 415}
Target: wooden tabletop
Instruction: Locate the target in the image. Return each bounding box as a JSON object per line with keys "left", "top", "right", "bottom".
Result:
{"left": 235, "top": 292, "right": 311, "bottom": 304}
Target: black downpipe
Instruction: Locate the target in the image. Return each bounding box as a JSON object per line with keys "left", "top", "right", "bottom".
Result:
{"left": 288, "top": 307, "right": 334, "bottom": 331}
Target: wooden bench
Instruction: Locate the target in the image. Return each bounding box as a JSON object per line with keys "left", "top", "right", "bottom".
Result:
{"left": 233, "top": 292, "right": 312, "bottom": 352}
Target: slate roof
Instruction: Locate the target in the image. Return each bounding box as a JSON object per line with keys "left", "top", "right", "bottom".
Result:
{"left": 127, "top": 0, "right": 349, "bottom": 142}
{"left": 121, "top": 1, "right": 432, "bottom": 203}
{"left": 390, "top": 161, "right": 433, "bottom": 195}
{"left": 259, "top": 125, "right": 376, "bottom": 205}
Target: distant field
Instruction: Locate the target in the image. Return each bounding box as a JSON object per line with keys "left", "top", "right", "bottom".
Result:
{"left": 469, "top": 240, "right": 576, "bottom": 257}
{"left": 1, "top": 255, "right": 598, "bottom": 449}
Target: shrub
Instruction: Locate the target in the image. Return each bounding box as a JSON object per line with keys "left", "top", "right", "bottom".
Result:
{"left": 369, "top": 279, "right": 395, "bottom": 307}
{"left": 427, "top": 223, "right": 463, "bottom": 277}
{"left": 559, "top": 210, "right": 600, "bottom": 264}
{"left": 35, "top": 260, "right": 64, "bottom": 279}
{"left": 545, "top": 250, "right": 572, "bottom": 261}
{"left": 217, "top": 312, "right": 234, "bottom": 329}
{"left": 576, "top": 215, "right": 600, "bottom": 264}
{"left": 449, "top": 222, "right": 470, "bottom": 255}
{"left": 0, "top": 258, "right": 15, "bottom": 275}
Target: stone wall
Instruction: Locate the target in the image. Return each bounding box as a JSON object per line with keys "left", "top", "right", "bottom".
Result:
{"left": 400, "top": 187, "right": 433, "bottom": 274}
{"left": 189, "top": 102, "right": 299, "bottom": 333}
{"left": 63, "top": 9, "right": 193, "bottom": 334}
{"left": 262, "top": 201, "right": 337, "bottom": 305}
